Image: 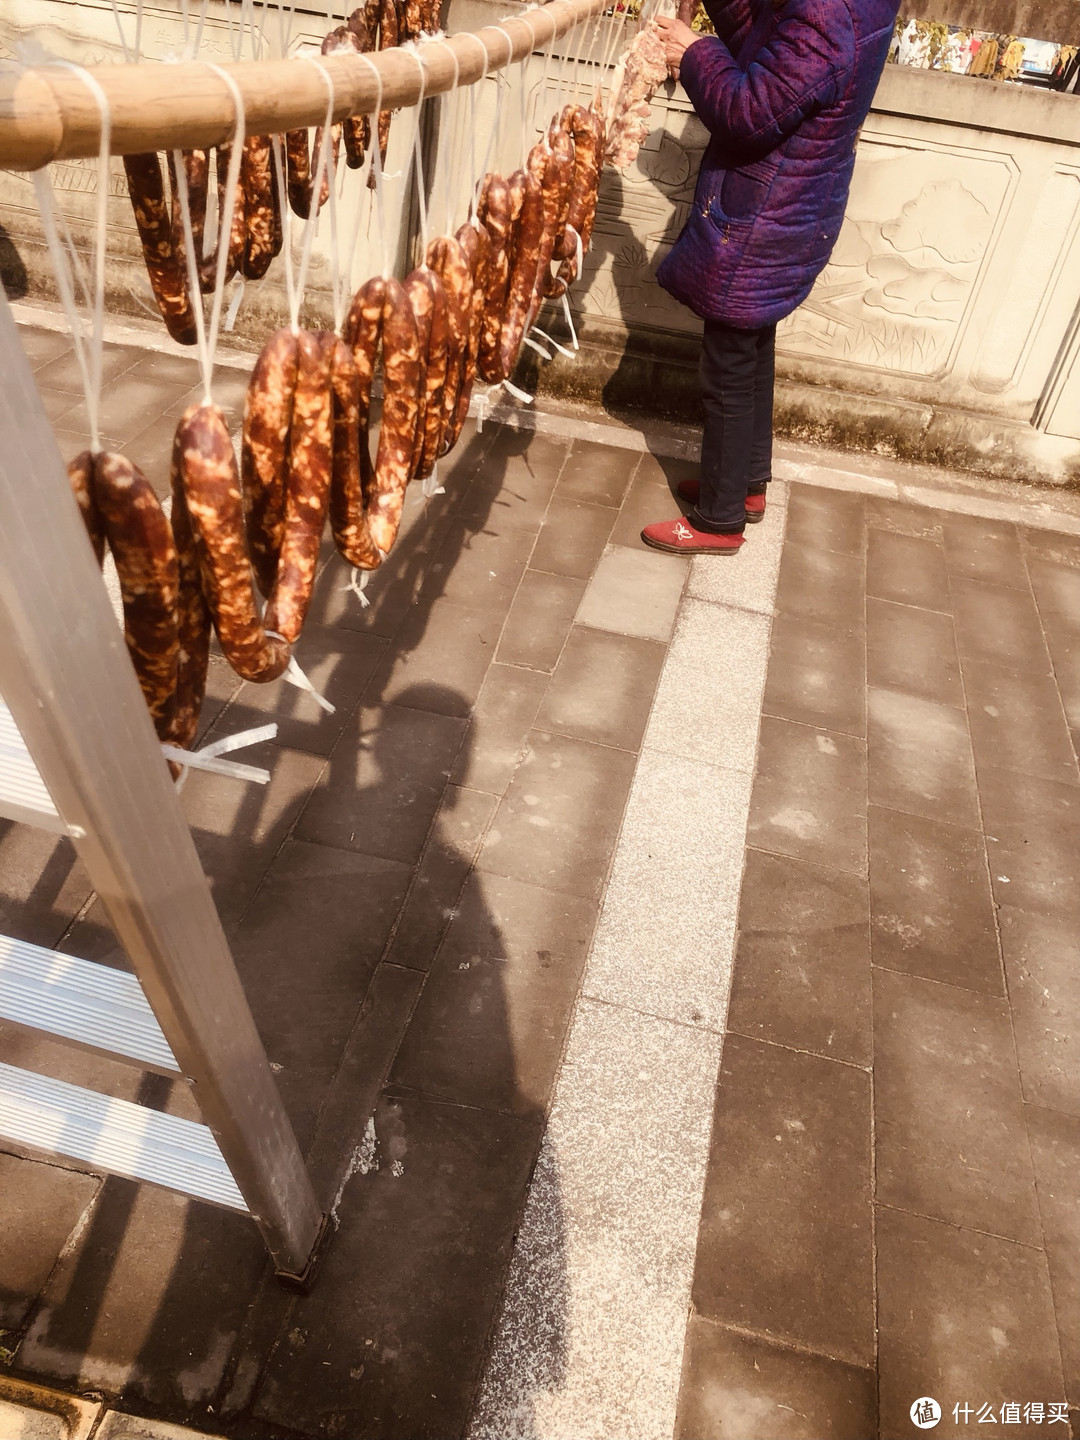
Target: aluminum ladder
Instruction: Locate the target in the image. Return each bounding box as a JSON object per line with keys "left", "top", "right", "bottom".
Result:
{"left": 0, "top": 292, "right": 328, "bottom": 1288}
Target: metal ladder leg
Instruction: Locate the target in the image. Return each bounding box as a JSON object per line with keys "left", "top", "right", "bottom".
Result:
{"left": 0, "top": 291, "right": 328, "bottom": 1287}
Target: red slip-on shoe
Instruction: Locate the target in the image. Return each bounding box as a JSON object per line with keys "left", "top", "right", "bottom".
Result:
{"left": 641, "top": 516, "right": 745, "bottom": 556}
{"left": 676, "top": 478, "right": 767, "bottom": 524}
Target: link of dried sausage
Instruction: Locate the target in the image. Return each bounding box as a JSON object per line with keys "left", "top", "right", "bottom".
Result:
{"left": 286, "top": 128, "right": 313, "bottom": 219}
{"left": 421, "top": 0, "right": 441, "bottom": 35}
{"left": 398, "top": 0, "right": 423, "bottom": 43}
{"left": 169, "top": 431, "right": 212, "bottom": 749}
{"left": 330, "top": 329, "right": 382, "bottom": 571}
{"left": 403, "top": 268, "right": 436, "bottom": 477}
{"left": 343, "top": 275, "right": 386, "bottom": 503}
{"left": 91, "top": 451, "right": 180, "bottom": 740}
{"left": 242, "top": 136, "right": 275, "bottom": 280}
{"left": 415, "top": 265, "right": 449, "bottom": 481}
{"left": 321, "top": 27, "right": 368, "bottom": 167}
{"left": 557, "top": 105, "right": 600, "bottom": 256}
{"left": 529, "top": 140, "right": 572, "bottom": 315}
{"left": 270, "top": 142, "right": 284, "bottom": 258}
{"left": 242, "top": 328, "right": 300, "bottom": 597}
{"left": 212, "top": 141, "right": 247, "bottom": 286}
{"left": 68, "top": 451, "right": 105, "bottom": 566}
{"left": 497, "top": 168, "right": 544, "bottom": 381}
{"left": 367, "top": 280, "right": 423, "bottom": 556}
{"left": 123, "top": 153, "right": 198, "bottom": 346}
{"left": 176, "top": 401, "right": 291, "bottom": 683}
{"left": 442, "top": 220, "right": 490, "bottom": 454}
{"left": 167, "top": 149, "right": 212, "bottom": 294}
{"left": 366, "top": 0, "right": 398, "bottom": 189}
{"left": 578, "top": 107, "right": 605, "bottom": 253}
{"left": 263, "top": 331, "right": 335, "bottom": 644}
{"left": 476, "top": 173, "right": 514, "bottom": 384}
{"left": 347, "top": 1, "right": 376, "bottom": 48}
{"left": 423, "top": 235, "right": 470, "bottom": 475}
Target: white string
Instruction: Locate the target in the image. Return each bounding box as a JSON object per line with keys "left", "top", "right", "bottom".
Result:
{"left": 400, "top": 44, "right": 431, "bottom": 257}
{"left": 357, "top": 52, "right": 390, "bottom": 277}
{"left": 201, "top": 63, "right": 246, "bottom": 400}
{"left": 293, "top": 56, "right": 338, "bottom": 328}
{"left": 561, "top": 290, "right": 579, "bottom": 350}
{"left": 163, "top": 722, "right": 278, "bottom": 787}
{"left": 270, "top": 133, "right": 299, "bottom": 328}
{"left": 33, "top": 62, "right": 111, "bottom": 452}
{"left": 457, "top": 32, "right": 491, "bottom": 220}
{"left": 420, "top": 34, "right": 460, "bottom": 233}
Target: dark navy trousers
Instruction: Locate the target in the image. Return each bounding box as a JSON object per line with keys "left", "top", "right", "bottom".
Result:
{"left": 692, "top": 319, "right": 776, "bottom": 535}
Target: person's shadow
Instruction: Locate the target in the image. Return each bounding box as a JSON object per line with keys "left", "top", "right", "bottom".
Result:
{"left": 0, "top": 423, "right": 572, "bottom": 1440}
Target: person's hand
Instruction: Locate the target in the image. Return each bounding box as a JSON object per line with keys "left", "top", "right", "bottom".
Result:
{"left": 654, "top": 14, "right": 702, "bottom": 81}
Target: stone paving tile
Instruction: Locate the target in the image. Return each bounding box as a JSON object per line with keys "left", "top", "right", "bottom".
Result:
{"left": 256, "top": 1093, "right": 541, "bottom": 1440}
{"left": 965, "top": 659, "right": 1079, "bottom": 787}
{"left": 0, "top": 1376, "right": 102, "bottom": 1440}
{"left": 460, "top": 428, "right": 569, "bottom": 531}
{"left": 998, "top": 909, "right": 1080, "bottom": 1117}
{"left": 747, "top": 716, "right": 868, "bottom": 876}
{"left": 32, "top": 343, "right": 136, "bottom": 395}
{"left": 866, "top": 597, "right": 965, "bottom": 708}
{"left": 868, "top": 687, "right": 981, "bottom": 829}
{"left": 584, "top": 752, "right": 752, "bottom": 1032}
{"left": 979, "top": 765, "right": 1080, "bottom": 917}
{"left": 35, "top": 384, "right": 83, "bottom": 427}
{"left": 477, "top": 728, "right": 636, "bottom": 902}
{"left": 675, "top": 1319, "right": 878, "bottom": 1440}
{"left": 576, "top": 543, "right": 688, "bottom": 642}
{"left": 449, "top": 662, "right": 551, "bottom": 797}
{"left": 96, "top": 1413, "right": 228, "bottom": 1438}
{"left": 951, "top": 576, "right": 1052, "bottom": 675}
{"left": 228, "top": 839, "right": 412, "bottom": 1146}
{"left": 1026, "top": 1105, "right": 1080, "bottom": 1409}
{"left": 15, "top": 325, "right": 73, "bottom": 370}
{"left": 470, "top": 999, "right": 721, "bottom": 1440}
{"left": 775, "top": 540, "right": 866, "bottom": 634}
{"left": 371, "top": 596, "right": 504, "bottom": 719}
{"left": 296, "top": 702, "right": 465, "bottom": 867}
{"left": 645, "top": 599, "right": 770, "bottom": 773}
{"left": 17, "top": 1179, "right": 267, "bottom": 1415}
{"left": 553, "top": 437, "right": 638, "bottom": 508}
{"left": 685, "top": 485, "right": 789, "bottom": 615}
{"left": 534, "top": 625, "right": 666, "bottom": 754}
{"left": 866, "top": 529, "right": 951, "bottom": 612}
{"left": 0, "top": 1154, "right": 98, "bottom": 1329}
{"left": 0, "top": 824, "right": 91, "bottom": 949}
{"left": 496, "top": 570, "right": 587, "bottom": 673}
{"left": 873, "top": 967, "right": 1041, "bottom": 1245}
{"left": 384, "top": 786, "right": 499, "bottom": 973}
{"left": 762, "top": 611, "right": 866, "bottom": 738}
{"left": 1028, "top": 559, "right": 1080, "bottom": 634}
{"left": 213, "top": 625, "right": 386, "bottom": 756}
{"left": 869, "top": 806, "right": 1003, "bottom": 994}
{"left": 726, "top": 848, "right": 872, "bottom": 1067}
{"left": 389, "top": 871, "right": 594, "bottom": 1116}
{"left": 943, "top": 513, "right": 1029, "bottom": 589}
{"left": 876, "top": 1207, "right": 1065, "bottom": 1439}
{"left": 425, "top": 517, "right": 539, "bottom": 620}
{"left": 784, "top": 484, "right": 865, "bottom": 555}
{"left": 530, "top": 496, "right": 616, "bottom": 579}
{"left": 1045, "top": 625, "right": 1080, "bottom": 731}
{"left": 1022, "top": 526, "right": 1080, "bottom": 569}
{"left": 59, "top": 375, "right": 199, "bottom": 452}
{"left": 181, "top": 742, "right": 327, "bottom": 927}
{"left": 864, "top": 495, "right": 944, "bottom": 541}
{"left": 692, "top": 1033, "right": 875, "bottom": 1367}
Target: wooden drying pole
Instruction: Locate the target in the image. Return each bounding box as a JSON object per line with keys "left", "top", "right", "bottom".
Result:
{"left": 0, "top": 0, "right": 609, "bottom": 170}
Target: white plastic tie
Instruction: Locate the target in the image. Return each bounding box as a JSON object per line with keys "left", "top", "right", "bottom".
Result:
{"left": 561, "top": 291, "right": 579, "bottom": 351}
{"left": 503, "top": 378, "right": 534, "bottom": 404}
{"left": 524, "top": 335, "right": 552, "bottom": 360}
{"left": 531, "top": 325, "right": 575, "bottom": 360}
{"left": 163, "top": 722, "right": 278, "bottom": 788}
{"left": 421, "top": 463, "right": 445, "bottom": 498}
{"left": 344, "top": 566, "right": 373, "bottom": 607}
{"left": 224, "top": 274, "right": 246, "bottom": 331}
{"left": 283, "top": 656, "right": 337, "bottom": 713}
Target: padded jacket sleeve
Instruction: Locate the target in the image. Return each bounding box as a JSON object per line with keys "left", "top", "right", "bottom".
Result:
{"left": 700, "top": 0, "right": 753, "bottom": 51}
{"left": 680, "top": 4, "right": 853, "bottom": 156}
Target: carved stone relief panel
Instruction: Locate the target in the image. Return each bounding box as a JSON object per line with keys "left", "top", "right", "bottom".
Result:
{"left": 777, "top": 135, "right": 1017, "bottom": 380}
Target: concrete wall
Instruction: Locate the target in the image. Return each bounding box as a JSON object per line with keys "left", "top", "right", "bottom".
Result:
{"left": 902, "top": 2, "right": 1080, "bottom": 42}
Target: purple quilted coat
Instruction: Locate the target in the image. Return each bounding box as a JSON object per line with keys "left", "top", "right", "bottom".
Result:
{"left": 657, "top": 0, "right": 900, "bottom": 328}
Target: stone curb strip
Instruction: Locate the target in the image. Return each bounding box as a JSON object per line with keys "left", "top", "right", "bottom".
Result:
{"left": 0, "top": 1376, "right": 225, "bottom": 1440}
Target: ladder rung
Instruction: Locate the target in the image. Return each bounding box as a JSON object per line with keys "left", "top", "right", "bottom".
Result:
{"left": 0, "top": 934, "right": 181, "bottom": 1076}
{"left": 0, "top": 698, "right": 64, "bottom": 833}
{"left": 0, "top": 1062, "right": 247, "bottom": 1212}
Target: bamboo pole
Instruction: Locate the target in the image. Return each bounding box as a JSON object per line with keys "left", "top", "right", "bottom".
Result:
{"left": 0, "top": 0, "right": 608, "bottom": 171}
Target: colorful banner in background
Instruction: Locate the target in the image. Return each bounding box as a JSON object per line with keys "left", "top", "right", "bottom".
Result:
{"left": 888, "top": 18, "right": 1077, "bottom": 83}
